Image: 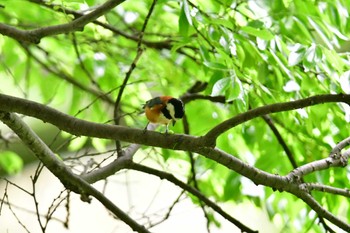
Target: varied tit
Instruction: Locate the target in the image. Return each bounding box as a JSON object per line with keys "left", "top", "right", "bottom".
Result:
{"left": 143, "top": 96, "right": 184, "bottom": 133}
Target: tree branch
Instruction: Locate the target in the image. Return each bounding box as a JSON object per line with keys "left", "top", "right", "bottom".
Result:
{"left": 204, "top": 94, "right": 350, "bottom": 147}
{"left": 303, "top": 182, "right": 350, "bottom": 197}
{"left": 0, "top": 111, "right": 150, "bottom": 233}
{"left": 261, "top": 114, "right": 298, "bottom": 170}
{"left": 329, "top": 136, "right": 350, "bottom": 157}
{"left": 113, "top": 0, "right": 157, "bottom": 155}
{"left": 0, "top": 93, "right": 203, "bottom": 149}
{"left": 287, "top": 150, "right": 349, "bottom": 180}
{"left": 81, "top": 145, "right": 135, "bottom": 183}
{"left": 297, "top": 191, "right": 348, "bottom": 231}
{"left": 0, "top": 0, "right": 126, "bottom": 44}
{"left": 181, "top": 93, "right": 226, "bottom": 104}
{"left": 81, "top": 125, "right": 157, "bottom": 183}
{"left": 129, "top": 163, "right": 258, "bottom": 233}
{"left": 28, "top": 0, "right": 174, "bottom": 50}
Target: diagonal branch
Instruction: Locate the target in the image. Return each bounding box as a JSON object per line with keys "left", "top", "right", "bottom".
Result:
{"left": 287, "top": 150, "right": 349, "bottom": 180}
{"left": 303, "top": 182, "right": 350, "bottom": 197}
{"left": 0, "top": 111, "right": 150, "bottom": 233}
{"left": 0, "top": 0, "right": 126, "bottom": 43}
{"left": 81, "top": 124, "right": 157, "bottom": 183}
{"left": 297, "top": 191, "right": 348, "bottom": 231}
{"left": 261, "top": 114, "right": 298, "bottom": 170}
{"left": 129, "top": 163, "right": 258, "bottom": 233}
{"left": 29, "top": 0, "right": 174, "bottom": 50}
{"left": 113, "top": 0, "right": 157, "bottom": 155}
{"left": 329, "top": 136, "right": 350, "bottom": 157}
{"left": 113, "top": 0, "right": 157, "bottom": 114}
{"left": 204, "top": 94, "right": 350, "bottom": 147}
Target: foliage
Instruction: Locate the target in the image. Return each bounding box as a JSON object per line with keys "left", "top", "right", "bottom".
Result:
{"left": 0, "top": 0, "right": 350, "bottom": 232}
{"left": 0, "top": 151, "right": 23, "bottom": 174}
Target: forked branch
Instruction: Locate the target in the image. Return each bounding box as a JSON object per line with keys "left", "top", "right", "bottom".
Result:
{"left": 0, "top": 0, "right": 125, "bottom": 43}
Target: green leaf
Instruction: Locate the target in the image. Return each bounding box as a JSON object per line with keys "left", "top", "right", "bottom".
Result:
{"left": 227, "top": 75, "right": 242, "bottom": 101}
{"left": 170, "top": 38, "right": 192, "bottom": 53}
{"left": 68, "top": 136, "right": 88, "bottom": 151}
{"left": 181, "top": 0, "right": 192, "bottom": 26}
{"left": 269, "top": 49, "right": 291, "bottom": 77}
{"left": 288, "top": 44, "right": 305, "bottom": 66}
{"left": 0, "top": 151, "right": 23, "bottom": 174}
{"left": 203, "top": 61, "right": 227, "bottom": 70}
{"left": 207, "top": 71, "right": 224, "bottom": 95}
{"left": 240, "top": 26, "right": 274, "bottom": 40}
{"left": 178, "top": 0, "right": 192, "bottom": 37}
{"left": 211, "top": 77, "right": 230, "bottom": 96}
{"left": 292, "top": 16, "right": 313, "bottom": 43}
{"left": 92, "top": 138, "right": 107, "bottom": 152}
{"left": 208, "top": 18, "right": 234, "bottom": 29}
{"left": 307, "top": 17, "right": 333, "bottom": 49}
{"left": 223, "top": 172, "right": 242, "bottom": 201}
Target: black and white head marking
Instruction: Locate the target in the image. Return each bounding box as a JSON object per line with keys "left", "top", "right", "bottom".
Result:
{"left": 161, "top": 98, "right": 184, "bottom": 125}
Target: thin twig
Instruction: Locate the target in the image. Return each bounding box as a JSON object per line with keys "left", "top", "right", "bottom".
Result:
{"left": 4, "top": 190, "right": 31, "bottom": 233}
{"left": 303, "top": 183, "right": 350, "bottom": 197}
{"left": 261, "top": 114, "right": 298, "bottom": 169}
{"left": 31, "top": 174, "right": 46, "bottom": 232}
{"left": 22, "top": 45, "right": 114, "bottom": 104}
{"left": 148, "top": 191, "right": 185, "bottom": 228}
{"left": 180, "top": 82, "right": 212, "bottom": 232}
{"left": 113, "top": 0, "right": 158, "bottom": 155}
{"left": 71, "top": 33, "right": 102, "bottom": 89}
{"left": 0, "top": 181, "right": 8, "bottom": 215}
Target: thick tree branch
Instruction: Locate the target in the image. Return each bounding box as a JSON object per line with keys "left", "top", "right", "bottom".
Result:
{"left": 204, "top": 94, "right": 350, "bottom": 147}
{"left": 2, "top": 93, "right": 348, "bottom": 151}
{"left": 0, "top": 111, "right": 150, "bottom": 233}
{"left": 0, "top": 93, "right": 203, "bottom": 149}
{"left": 0, "top": 0, "right": 126, "bottom": 44}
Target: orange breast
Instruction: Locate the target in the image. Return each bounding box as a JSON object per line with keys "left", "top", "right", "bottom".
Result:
{"left": 145, "top": 104, "right": 171, "bottom": 125}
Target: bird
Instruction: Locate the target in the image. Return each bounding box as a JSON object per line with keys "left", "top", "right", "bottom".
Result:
{"left": 143, "top": 96, "right": 184, "bottom": 133}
